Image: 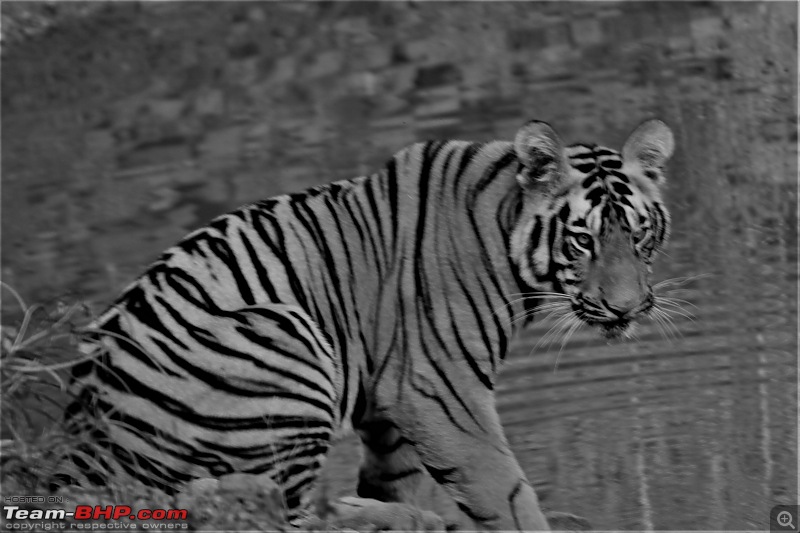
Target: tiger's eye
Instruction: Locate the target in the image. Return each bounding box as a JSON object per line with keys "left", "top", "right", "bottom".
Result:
{"left": 574, "top": 233, "right": 592, "bottom": 248}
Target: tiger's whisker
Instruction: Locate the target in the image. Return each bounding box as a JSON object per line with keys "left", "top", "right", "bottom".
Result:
{"left": 536, "top": 312, "right": 575, "bottom": 352}
{"left": 656, "top": 295, "right": 699, "bottom": 310}
{"left": 509, "top": 312, "right": 535, "bottom": 327}
{"left": 508, "top": 301, "right": 570, "bottom": 327}
{"left": 654, "top": 301, "right": 696, "bottom": 322}
{"left": 504, "top": 292, "right": 572, "bottom": 299}
{"left": 550, "top": 314, "right": 578, "bottom": 352}
{"left": 531, "top": 311, "right": 569, "bottom": 353}
{"left": 531, "top": 304, "right": 571, "bottom": 328}
{"left": 529, "top": 302, "right": 571, "bottom": 314}
{"left": 648, "top": 308, "right": 671, "bottom": 341}
{"left": 492, "top": 295, "right": 539, "bottom": 317}
{"left": 493, "top": 293, "right": 572, "bottom": 319}
{"left": 651, "top": 307, "right": 681, "bottom": 340}
{"left": 659, "top": 311, "right": 683, "bottom": 339}
{"left": 655, "top": 296, "right": 696, "bottom": 315}
{"left": 553, "top": 317, "right": 581, "bottom": 373}
{"left": 509, "top": 304, "right": 558, "bottom": 327}
{"left": 653, "top": 273, "right": 712, "bottom": 290}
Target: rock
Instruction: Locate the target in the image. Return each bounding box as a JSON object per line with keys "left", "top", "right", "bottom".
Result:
{"left": 177, "top": 474, "right": 287, "bottom": 531}
{"left": 304, "top": 496, "right": 445, "bottom": 532}
{"left": 176, "top": 477, "right": 219, "bottom": 507}
{"left": 545, "top": 510, "right": 593, "bottom": 531}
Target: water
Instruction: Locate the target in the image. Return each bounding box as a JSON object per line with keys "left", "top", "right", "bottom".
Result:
{"left": 502, "top": 261, "right": 796, "bottom": 530}
{"left": 320, "top": 220, "right": 798, "bottom": 530}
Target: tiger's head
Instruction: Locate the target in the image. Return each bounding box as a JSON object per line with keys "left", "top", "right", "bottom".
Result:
{"left": 510, "top": 119, "right": 674, "bottom": 339}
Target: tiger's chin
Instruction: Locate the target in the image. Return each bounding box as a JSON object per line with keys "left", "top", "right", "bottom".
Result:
{"left": 592, "top": 320, "right": 637, "bottom": 340}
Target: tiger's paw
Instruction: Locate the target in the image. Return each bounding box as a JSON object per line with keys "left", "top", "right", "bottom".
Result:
{"left": 307, "top": 496, "right": 446, "bottom": 532}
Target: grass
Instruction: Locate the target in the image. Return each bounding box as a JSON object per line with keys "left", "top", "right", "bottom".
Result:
{"left": 0, "top": 283, "right": 180, "bottom": 505}
{"left": 0, "top": 283, "right": 306, "bottom": 529}
{"left": 0, "top": 282, "right": 450, "bottom": 531}
{"left": 0, "top": 282, "right": 97, "bottom": 495}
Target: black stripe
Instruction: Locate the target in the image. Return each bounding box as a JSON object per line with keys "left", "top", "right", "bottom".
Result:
{"left": 447, "top": 265, "right": 495, "bottom": 389}
{"left": 209, "top": 216, "right": 229, "bottom": 234}
{"left": 99, "top": 399, "right": 234, "bottom": 472}
{"left": 509, "top": 479, "right": 525, "bottom": 531}
{"left": 284, "top": 308, "right": 335, "bottom": 360}
{"left": 612, "top": 181, "right": 633, "bottom": 196}
{"left": 454, "top": 143, "right": 481, "bottom": 192}
{"left": 456, "top": 501, "right": 500, "bottom": 523}
{"left": 364, "top": 434, "right": 415, "bottom": 456}
{"left": 558, "top": 203, "right": 571, "bottom": 223}
{"left": 295, "top": 200, "right": 353, "bottom": 333}
{"left": 250, "top": 208, "right": 310, "bottom": 309}
{"left": 163, "top": 267, "right": 219, "bottom": 310}
{"left": 531, "top": 215, "right": 550, "bottom": 279}
{"left": 586, "top": 185, "right": 605, "bottom": 206}
{"left": 123, "top": 286, "right": 188, "bottom": 349}
{"left": 466, "top": 150, "right": 519, "bottom": 310}
{"left": 325, "top": 300, "right": 351, "bottom": 422}
{"left": 363, "top": 177, "right": 389, "bottom": 266}
{"left": 349, "top": 192, "right": 385, "bottom": 278}
{"left": 339, "top": 192, "right": 371, "bottom": 259}
{"left": 197, "top": 433, "right": 331, "bottom": 459}
{"left": 155, "top": 297, "right": 335, "bottom": 407}
{"left": 474, "top": 275, "right": 508, "bottom": 371}
{"left": 546, "top": 214, "right": 563, "bottom": 290}
{"left": 101, "top": 442, "right": 196, "bottom": 490}
{"left": 370, "top": 311, "right": 401, "bottom": 390}
{"left": 426, "top": 465, "right": 458, "bottom": 486}
{"left": 592, "top": 148, "right": 618, "bottom": 157}
{"left": 653, "top": 202, "right": 669, "bottom": 243}
{"left": 378, "top": 467, "right": 423, "bottom": 483}
{"left": 322, "top": 195, "right": 362, "bottom": 320}
{"left": 176, "top": 232, "right": 210, "bottom": 257}
{"left": 151, "top": 336, "right": 333, "bottom": 404}
{"left": 410, "top": 374, "right": 471, "bottom": 435}
{"left": 413, "top": 332, "right": 486, "bottom": 433}
{"left": 238, "top": 228, "right": 279, "bottom": 301}
{"left": 97, "top": 361, "right": 332, "bottom": 431}
{"left": 411, "top": 141, "right": 446, "bottom": 337}
{"left": 438, "top": 145, "right": 458, "bottom": 208}
{"left": 386, "top": 159, "right": 399, "bottom": 253}
{"left": 205, "top": 235, "right": 255, "bottom": 305}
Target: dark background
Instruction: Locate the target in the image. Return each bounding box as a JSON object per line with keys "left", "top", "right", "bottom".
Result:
{"left": 2, "top": 2, "right": 797, "bottom": 530}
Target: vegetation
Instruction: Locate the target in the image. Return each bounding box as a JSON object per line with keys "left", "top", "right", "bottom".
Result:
{"left": 0, "top": 283, "right": 436, "bottom": 531}
{"left": 0, "top": 282, "right": 93, "bottom": 495}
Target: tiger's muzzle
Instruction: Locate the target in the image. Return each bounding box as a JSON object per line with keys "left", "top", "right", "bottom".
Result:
{"left": 574, "top": 292, "right": 654, "bottom": 338}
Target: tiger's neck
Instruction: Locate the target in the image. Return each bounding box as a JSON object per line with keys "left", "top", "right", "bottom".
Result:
{"left": 383, "top": 140, "right": 534, "bottom": 341}
{"left": 454, "top": 142, "right": 537, "bottom": 336}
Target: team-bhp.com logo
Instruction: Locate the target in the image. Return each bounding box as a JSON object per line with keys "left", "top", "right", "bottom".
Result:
{"left": 3, "top": 498, "right": 189, "bottom": 530}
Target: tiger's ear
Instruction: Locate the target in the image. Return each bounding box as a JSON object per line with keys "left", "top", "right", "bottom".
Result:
{"left": 622, "top": 119, "right": 674, "bottom": 180}
{"left": 514, "top": 120, "right": 566, "bottom": 191}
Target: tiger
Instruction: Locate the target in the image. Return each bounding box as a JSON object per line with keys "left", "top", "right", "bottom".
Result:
{"left": 61, "top": 118, "right": 674, "bottom": 531}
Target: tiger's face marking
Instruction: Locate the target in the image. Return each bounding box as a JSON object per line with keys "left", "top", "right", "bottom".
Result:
{"left": 511, "top": 120, "right": 674, "bottom": 338}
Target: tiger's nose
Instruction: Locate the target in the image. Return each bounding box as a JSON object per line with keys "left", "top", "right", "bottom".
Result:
{"left": 602, "top": 293, "right": 652, "bottom": 318}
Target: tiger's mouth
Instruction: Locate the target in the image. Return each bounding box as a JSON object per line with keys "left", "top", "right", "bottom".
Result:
{"left": 598, "top": 320, "right": 631, "bottom": 339}
{"left": 575, "top": 315, "right": 632, "bottom": 339}
{"left": 572, "top": 294, "right": 653, "bottom": 339}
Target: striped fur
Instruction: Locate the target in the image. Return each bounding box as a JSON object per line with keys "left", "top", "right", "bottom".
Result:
{"left": 64, "top": 120, "right": 673, "bottom": 530}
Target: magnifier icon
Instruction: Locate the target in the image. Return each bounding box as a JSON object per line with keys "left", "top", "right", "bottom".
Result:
{"left": 778, "top": 510, "right": 796, "bottom": 529}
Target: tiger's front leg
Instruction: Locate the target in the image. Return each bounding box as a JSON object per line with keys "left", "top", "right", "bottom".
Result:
{"left": 373, "top": 370, "right": 550, "bottom": 532}
{"left": 356, "top": 416, "right": 427, "bottom": 505}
